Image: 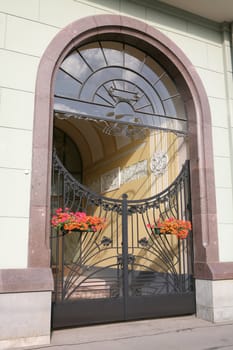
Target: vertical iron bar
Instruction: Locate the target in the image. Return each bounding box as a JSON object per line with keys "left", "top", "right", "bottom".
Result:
{"left": 56, "top": 233, "right": 60, "bottom": 302}
{"left": 180, "top": 182, "right": 185, "bottom": 291}
{"left": 130, "top": 212, "right": 134, "bottom": 254}
{"left": 176, "top": 181, "right": 182, "bottom": 291}
{"left": 122, "top": 193, "right": 129, "bottom": 320}
{"left": 116, "top": 211, "right": 120, "bottom": 255}
{"left": 185, "top": 161, "right": 194, "bottom": 290}
{"left": 61, "top": 233, "right": 65, "bottom": 300}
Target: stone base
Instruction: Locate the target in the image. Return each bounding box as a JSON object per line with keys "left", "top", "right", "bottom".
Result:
{"left": 0, "top": 335, "right": 50, "bottom": 350}
{"left": 0, "top": 291, "right": 52, "bottom": 350}
{"left": 196, "top": 279, "right": 233, "bottom": 322}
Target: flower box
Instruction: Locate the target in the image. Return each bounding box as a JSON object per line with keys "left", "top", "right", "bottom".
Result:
{"left": 51, "top": 208, "right": 106, "bottom": 234}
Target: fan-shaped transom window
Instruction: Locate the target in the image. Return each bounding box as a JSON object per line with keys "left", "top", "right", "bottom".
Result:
{"left": 54, "top": 41, "right": 187, "bottom": 135}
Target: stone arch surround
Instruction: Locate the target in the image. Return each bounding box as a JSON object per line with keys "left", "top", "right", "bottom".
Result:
{"left": 27, "top": 14, "right": 233, "bottom": 281}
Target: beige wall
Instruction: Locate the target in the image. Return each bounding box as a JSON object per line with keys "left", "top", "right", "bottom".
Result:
{"left": 83, "top": 130, "right": 181, "bottom": 199}
{"left": 0, "top": 0, "right": 232, "bottom": 268}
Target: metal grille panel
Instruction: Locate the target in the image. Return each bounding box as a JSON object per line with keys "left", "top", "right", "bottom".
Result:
{"left": 51, "top": 152, "right": 194, "bottom": 328}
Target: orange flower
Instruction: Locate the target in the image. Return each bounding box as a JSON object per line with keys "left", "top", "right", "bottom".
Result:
{"left": 148, "top": 217, "right": 191, "bottom": 239}
{"left": 51, "top": 208, "right": 106, "bottom": 233}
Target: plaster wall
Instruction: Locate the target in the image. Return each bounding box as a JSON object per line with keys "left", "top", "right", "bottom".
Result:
{"left": 0, "top": 0, "right": 232, "bottom": 265}
{"left": 0, "top": 291, "right": 51, "bottom": 350}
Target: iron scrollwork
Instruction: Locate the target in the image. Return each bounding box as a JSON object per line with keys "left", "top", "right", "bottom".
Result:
{"left": 100, "top": 236, "right": 112, "bottom": 246}
{"left": 138, "top": 237, "right": 149, "bottom": 247}
{"left": 117, "top": 254, "right": 136, "bottom": 266}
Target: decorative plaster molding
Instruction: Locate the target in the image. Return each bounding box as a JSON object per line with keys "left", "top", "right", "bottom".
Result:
{"left": 150, "top": 151, "right": 168, "bottom": 176}
{"left": 101, "top": 168, "right": 120, "bottom": 193}
{"left": 89, "top": 161, "right": 148, "bottom": 194}
{"left": 121, "top": 160, "right": 148, "bottom": 184}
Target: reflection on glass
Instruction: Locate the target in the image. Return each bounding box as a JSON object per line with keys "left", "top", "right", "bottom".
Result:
{"left": 55, "top": 70, "right": 82, "bottom": 99}
{"left": 53, "top": 127, "right": 82, "bottom": 182}
{"left": 61, "top": 51, "right": 92, "bottom": 83}
{"left": 54, "top": 41, "right": 187, "bottom": 134}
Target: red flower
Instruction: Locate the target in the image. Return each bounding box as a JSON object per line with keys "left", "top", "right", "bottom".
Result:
{"left": 51, "top": 208, "right": 106, "bottom": 233}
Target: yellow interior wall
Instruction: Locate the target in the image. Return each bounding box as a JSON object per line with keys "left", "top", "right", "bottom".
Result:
{"left": 55, "top": 120, "right": 188, "bottom": 200}
{"left": 83, "top": 129, "right": 182, "bottom": 200}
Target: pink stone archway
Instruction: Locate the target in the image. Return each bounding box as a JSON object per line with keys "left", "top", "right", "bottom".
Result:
{"left": 28, "top": 14, "right": 233, "bottom": 281}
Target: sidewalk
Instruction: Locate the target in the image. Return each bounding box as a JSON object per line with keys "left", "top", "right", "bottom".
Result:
{"left": 19, "top": 315, "right": 233, "bottom": 350}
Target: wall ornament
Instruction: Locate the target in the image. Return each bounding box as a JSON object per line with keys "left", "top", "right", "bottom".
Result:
{"left": 150, "top": 151, "right": 168, "bottom": 176}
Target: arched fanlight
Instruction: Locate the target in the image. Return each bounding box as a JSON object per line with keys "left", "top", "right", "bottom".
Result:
{"left": 54, "top": 41, "right": 187, "bottom": 136}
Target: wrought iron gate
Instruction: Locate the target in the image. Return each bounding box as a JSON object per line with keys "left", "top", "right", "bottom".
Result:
{"left": 51, "top": 152, "right": 195, "bottom": 329}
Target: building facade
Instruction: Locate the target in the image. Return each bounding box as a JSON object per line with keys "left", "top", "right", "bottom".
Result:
{"left": 0, "top": 0, "right": 233, "bottom": 348}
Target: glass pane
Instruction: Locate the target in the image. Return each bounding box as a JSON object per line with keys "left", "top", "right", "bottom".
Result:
{"left": 65, "top": 137, "right": 82, "bottom": 173}
{"left": 163, "top": 96, "right": 186, "bottom": 119}
{"left": 133, "top": 95, "right": 153, "bottom": 114}
{"left": 124, "top": 45, "right": 145, "bottom": 71}
{"left": 54, "top": 69, "right": 82, "bottom": 98}
{"left": 102, "top": 41, "right": 123, "bottom": 66}
{"left": 144, "top": 56, "right": 164, "bottom": 81}
{"left": 79, "top": 42, "right": 106, "bottom": 71}
{"left": 163, "top": 99, "right": 177, "bottom": 117}
{"left": 53, "top": 127, "right": 82, "bottom": 181}
{"left": 61, "top": 51, "right": 92, "bottom": 83}
{"left": 95, "top": 85, "right": 116, "bottom": 106}
{"left": 155, "top": 74, "right": 178, "bottom": 100}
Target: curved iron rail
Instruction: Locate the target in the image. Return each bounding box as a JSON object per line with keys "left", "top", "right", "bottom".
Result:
{"left": 52, "top": 149, "right": 190, "bottom": 218}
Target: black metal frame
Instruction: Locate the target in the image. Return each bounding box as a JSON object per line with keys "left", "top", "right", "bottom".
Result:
{"left": 51, "top": 152, "right": 195, "bottom": 329}
{"left": 54, "top": 40, "right": 187, "bottom": 135}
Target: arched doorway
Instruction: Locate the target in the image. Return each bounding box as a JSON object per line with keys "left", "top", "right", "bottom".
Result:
{"left": 50, "top": 40, "right": 194, "bottom": 327}
{"left": 29, "top": 14, "right": 218, "bottom": 329}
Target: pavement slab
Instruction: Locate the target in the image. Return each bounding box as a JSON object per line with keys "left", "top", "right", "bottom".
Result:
{"left": 16, "top": 315, "right": 233, "bottom": 350}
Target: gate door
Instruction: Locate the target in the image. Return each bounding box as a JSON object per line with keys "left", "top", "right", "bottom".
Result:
{"left": 51, "top": 153, "right": 195, "bottom": 329}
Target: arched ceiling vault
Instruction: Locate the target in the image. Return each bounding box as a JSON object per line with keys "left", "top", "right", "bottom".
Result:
{"left": 54, "top": 118, "right": 119, "bottom": 167}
